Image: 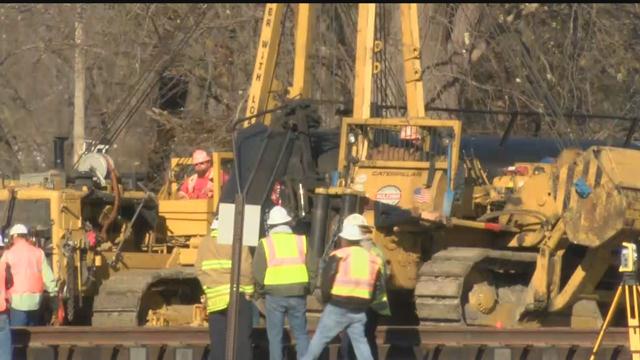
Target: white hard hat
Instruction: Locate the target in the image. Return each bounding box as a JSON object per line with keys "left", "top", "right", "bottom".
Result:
{"left": 339, "top": 214, "right": 372, "bottom": 241}
{"left": 210, "top": 218, "right": 219, "bottom": 230}
{"left": 267, "top": 206, "right": 292, "bottom": 225}
{"left": 343, "top": 214, "right": 372, "bottom": 228}
{"left": 9, "top": 224, "right": 28, "bottom": 237}
{"left": 339, "top": 223, "right": 366, "bottom": 241}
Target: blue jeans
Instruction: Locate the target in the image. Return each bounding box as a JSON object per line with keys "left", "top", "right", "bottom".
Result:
{"left": 302, "top": 304, "right": 371, "bottom": 360}
{"left": 0, "top": 313, "right": 11, "bottom": 360}
{"left": 265, "top": 295, "right": 309, "bottom": 360}
{"left": 9, "top": 308, "right": 39, "bottom": 326}
{"left": 340, "top": 308, "right": 379, "bottom": 359}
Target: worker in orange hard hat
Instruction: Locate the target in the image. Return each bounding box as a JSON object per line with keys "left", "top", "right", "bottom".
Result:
{"left": 177, "top": 149, "right": 214, "bottom": 200}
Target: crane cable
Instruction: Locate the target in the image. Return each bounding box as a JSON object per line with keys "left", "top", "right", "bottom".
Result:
{"left": 104, "top": 5, "right": 209, "bottom": 148}
{"left": 101, "top": 5, "right": 200, "bottom": 141}
{"left": 73, "top": 4, "right": 209, "bottom": 169}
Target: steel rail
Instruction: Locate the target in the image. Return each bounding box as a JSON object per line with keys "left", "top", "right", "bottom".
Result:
{"left": 12, "top": 325, "right": 629, "bottom": 347}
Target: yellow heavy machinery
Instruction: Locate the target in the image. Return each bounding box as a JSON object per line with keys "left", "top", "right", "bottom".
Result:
{"left": 20, "top": 2, "right": 626, "bottom": 330}
{"left": 0, "top": 144, "right": 232, "bottom": 326}
{"left": 322, "top": 4, "right": 640, "bottom": 328}
{"left": 240, "top": 3, "right": 640, "bottom": 329}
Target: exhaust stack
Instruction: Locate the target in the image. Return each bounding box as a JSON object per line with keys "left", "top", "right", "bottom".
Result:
{"left": 53, "top": 137, "right": 68, "bottom": 170}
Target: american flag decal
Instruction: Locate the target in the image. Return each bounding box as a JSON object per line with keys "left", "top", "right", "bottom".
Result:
{"left": 413, "top": 187, "right": 432, "bottom": 203}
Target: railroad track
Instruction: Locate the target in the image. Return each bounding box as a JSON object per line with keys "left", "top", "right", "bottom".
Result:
{"left": 11, "top": 326, "right": 631, "bottom": 359}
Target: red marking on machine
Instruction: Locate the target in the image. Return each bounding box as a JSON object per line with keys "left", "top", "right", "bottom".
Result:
{"left": 376, "top": 185, "right": 401, "bottom": 205}
{"left": 484, "top": 223, "right": 502, "bottom": 232}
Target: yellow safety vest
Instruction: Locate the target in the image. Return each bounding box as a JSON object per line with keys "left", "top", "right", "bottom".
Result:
{"left": 203, "top": 283, "right": 255, "bottom": 313}
{"left": 331, "top": 246, "right": 381, "bottom": 300}
{"left": 261, "top": 233, "right": 309, "bottom": 286}
{"left": 198, "top": 230, "right": 254, "bottom": 313}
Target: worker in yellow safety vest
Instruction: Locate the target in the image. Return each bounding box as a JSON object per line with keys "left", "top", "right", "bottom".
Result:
{"left": 338, "top": 214, "right": 390, "bottom": 360}
{"left": 196, "top": 218, "right": 255, "bottom": 360}
{"left": 253, "top": 206, "right": 315, "bottom": 360}
{"left": 301, "top": 215, "right": 384, "bottom": 360}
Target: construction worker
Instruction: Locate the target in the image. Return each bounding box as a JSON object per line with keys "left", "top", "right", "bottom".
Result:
{"left": 301, "top": 216, "right": 384, "bottom": 360}
{"left": 0, "top": 224, "right": 57, "bottom": 326}
{"left": 195, "top": 218, "right": 255, "bottom": 360}
{"left": 253, "top": 206, "right": 314, "bottom": 360}
{"left": 339, "top": 214, "right": 390, "bottom": 360}
{"left": 177, "top": 149, "right": 214, "bottom": 199}
{"left": 0, "top": 238, "right": 10, "bottom": 360}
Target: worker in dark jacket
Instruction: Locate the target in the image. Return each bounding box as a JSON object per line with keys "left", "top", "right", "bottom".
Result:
{"left": 253, "top": 206, "right": 316, "bottom": 360}
{"left": 301, "top": 216, "right": 384, "bottom": 360}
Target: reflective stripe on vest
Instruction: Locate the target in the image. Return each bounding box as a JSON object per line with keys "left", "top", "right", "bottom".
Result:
{"left": 201, "top": 259, "right": 231, "bottom": 270}
{"left": 262, "top": 233, "right": 308, "bottom": 286}
{"left": 331, "top": 246, "right": 380, "bottom": 300}
{"left": 4, "top": 241, "right": 45, "bottom": 297}
{"left": 203, "top": 284, "right": 255, "bottom": 313}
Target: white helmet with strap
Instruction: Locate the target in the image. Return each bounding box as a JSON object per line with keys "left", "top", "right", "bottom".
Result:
{"left": 339, "top": 213, "right": 372, "bottom": 241}
{"left": 267, "top": 206, "right": 292, "bottom": 225}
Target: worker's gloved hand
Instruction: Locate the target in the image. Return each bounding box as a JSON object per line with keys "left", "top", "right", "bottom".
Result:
{"left": 49, "top": 313, "right": 59, "bottom": 326}
{"left": 312, "top": 288, "right": 323, "bottom": 305}
{"left": 253, "top": 288, "right": 265, "bottom": 300}
{"left": 49, "top": 296, "right": 60, "bottom": 326}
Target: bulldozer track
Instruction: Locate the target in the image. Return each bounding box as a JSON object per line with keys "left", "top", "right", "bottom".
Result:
{"left": 11, "top": 326, "right": 630, "bottom": 360}
{"left": 92, "top": 268, "right": 198, "bottom": 327}
{"left": 415, "top": 247, "right": 537, "bottom": 325}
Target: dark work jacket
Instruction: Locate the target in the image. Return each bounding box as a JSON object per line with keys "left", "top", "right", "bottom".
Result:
{"left": 320, "top": 246, "right": 384, "bottom": 312}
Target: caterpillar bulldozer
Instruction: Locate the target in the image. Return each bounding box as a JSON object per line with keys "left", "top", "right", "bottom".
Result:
{"left": 0, "top": 137, "right": 233, "bottom": 327}
{"left": 231, "top": 3, "right": 640, "bottom": 329}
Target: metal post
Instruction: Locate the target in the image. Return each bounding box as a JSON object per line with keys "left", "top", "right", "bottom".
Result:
{"left": 73, "top": 4, "right": 85, "bottom": 164}
{"left": 341, "top": 194, "right": 358, "bottom": 218}
{"left": 53, "top": 137, "right": 68, "bottom": 170}
{"left": 225, "top": 194, "right": 245, "bottom": 360}
{"left": 309, "top": 193, "right": 329, "bottom": 259}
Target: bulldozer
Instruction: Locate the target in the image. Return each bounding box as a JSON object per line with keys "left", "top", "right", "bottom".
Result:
{"left": 0, "top": 137, "right": 233, "bottom": 327}
{"left": 230, "top": 3, "right": 640, "bottom": 329}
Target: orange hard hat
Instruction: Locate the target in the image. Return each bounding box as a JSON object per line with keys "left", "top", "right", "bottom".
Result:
{"left": 400, "top": 126, "right": 421, "bottom": 141}
{"left": 192, "top": 149, "right": 211, "bottom": 164}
